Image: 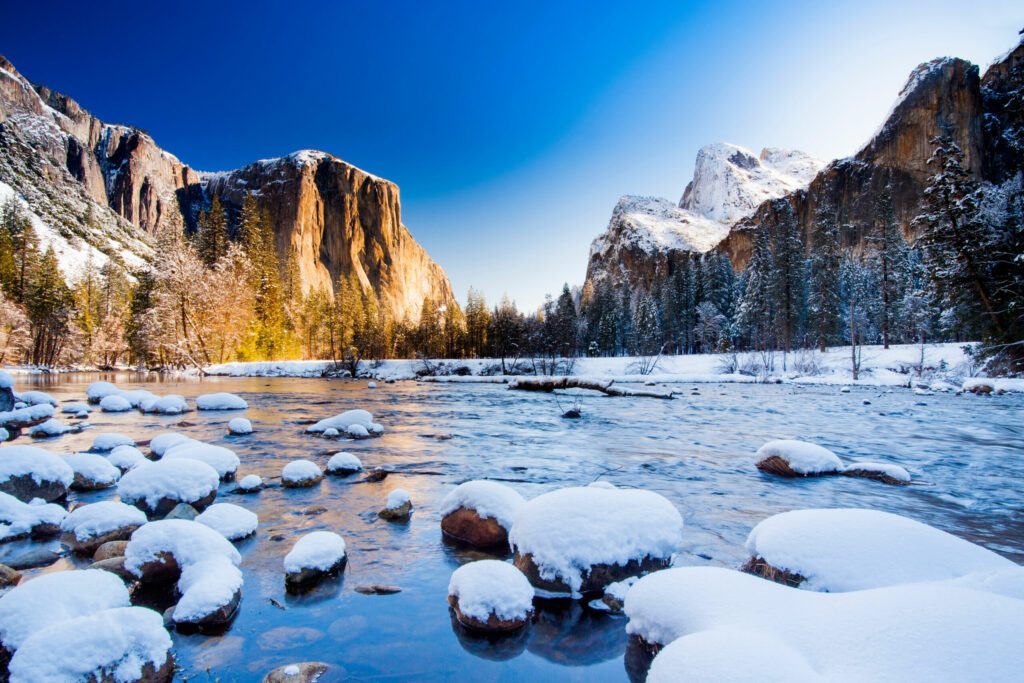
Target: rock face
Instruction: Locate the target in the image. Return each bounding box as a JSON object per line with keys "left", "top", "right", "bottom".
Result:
{"left": 0, "top": 56, "right": 455, "bottom": 321}
{"left": 583, "top": 144, "right": 823, "bottom": 293}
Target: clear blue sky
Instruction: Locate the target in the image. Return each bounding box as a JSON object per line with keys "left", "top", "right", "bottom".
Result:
{"left": 1, "top": 1, "right": 1021, "bottom": 309}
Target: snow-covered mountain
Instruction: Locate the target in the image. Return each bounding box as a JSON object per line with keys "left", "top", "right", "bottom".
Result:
{"left": 584, "top": 142, "right": 825, "bottom": 290}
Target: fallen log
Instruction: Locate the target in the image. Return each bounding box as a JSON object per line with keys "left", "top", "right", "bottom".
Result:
{"left": 508, "top": 377, "right": 674, "bottom": 399}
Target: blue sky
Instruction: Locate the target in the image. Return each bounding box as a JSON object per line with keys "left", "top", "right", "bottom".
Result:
{"left": 1, "top": 1, "right": 1021, "bottom": 309}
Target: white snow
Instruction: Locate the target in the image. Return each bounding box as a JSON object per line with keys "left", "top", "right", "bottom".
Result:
{"left": 99, "top": 395, "right": 131, "bottom": 412}
{"left": 322, "top": 427, "right": 340, "bottom": 438}
{"left": 447, "top": 560, "right": 534, "bottom": 623}
{"left": 284, "top": 530, "right": 347, "bottom": 573}
{"left": 346, "top": 423, "right": 370, "bottom": 438}
{"left": 139, "top": 394, "right": 189, "bottom": 415}
{"left": 744, "top": 508, "right": 1015, "bottom": 592}
{"left": 107, "top": 445, "right": 146, "bottom": 471}
{"left": 162, "top": 442, "right": 239, "bottom": 479}
{"left": 60, "top": 501, "right": 146, "bottom": 542}
{"left": 236, "top": 474, "right": 262, "bottom": 491}
{"left": 0, "top": 491, "right": 66, "bottom": 541}
{"left": 439, "top": 480, "right": 526, "bottom": 530}
{"left": 148, "top": 432, "right": 193, "bottom": 457}
{"left": 995, "top": 378, "right": 1024, "bottom": 393}
{"left": 86, "top": 382, "right": 121, "bottom": 403}
{"left": 282, "top": 459, "right": 322, "bottom": 484}
{"left": 16, "top": 391, "right": 56, "bottom": 407}
{"left": 27, "top": 418, "right": 77, "bottom": 437}
{"left": 963, "top": 378, "right": 996, "bottom": 393}
{"left": 91, "top": 433, "right": 135, "bottom": 452}
{"left": 195, "top": 503, "right": 258, "bottom": 541}
{"left": 306, "top": 409, "right": 376, "bottom": 433}
{"left": 227, "top": 417, "right": 252, "bottom": 435}
{"left": 624, "top": 566, "right": 1024, "bottom": 681}
{"left": 0, "top": 445, "right": 74, "bottom": 488}
{"left": 0, "top": 404, "right": 54, "bottom": 426}
{"left": 325, "top": 452, "right": 363, "bottom": 474}
{"left": 755, "top": 440, "right": 843, "bottom": 475}
{"left": 842, "top": 461, "right": 911, "bottom": 482}
{"left": 0, "top": 569, "right": 130, "bottom": 650}
{"left": 508, "top": 486, "right": 683, "bottom": 594}
{"left": 9, "top": 606, "right": 172, "bottom": 683}
{"left": 195, "top": 392, "right": 247, "bottom": 410}
{"left": 172, "top": 555, "right": 243, "bottom": 623}
{"left": 116, "top": 458, "right": 220, "bottom": 510}
{"left": 0, "top": 371, "right": 12, "bottom": 390}
{"left": 64, "top": 452, "right": 121, "bottom": 487}
{"left": 60, "top": 401, "right": 91, "bottom": 415}
{"left": 124, "top": 519, "right": 241, "bottom": 576}
{"left": 386, "top": 488, "right": 411, "bottom": 509}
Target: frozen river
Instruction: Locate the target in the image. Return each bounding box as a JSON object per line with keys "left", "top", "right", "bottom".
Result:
{"left": 6, "top": 374, "right": 1023, "bottom": 681}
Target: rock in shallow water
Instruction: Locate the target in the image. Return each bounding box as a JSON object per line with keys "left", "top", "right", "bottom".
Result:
{"left": 263, "top": 662, "right": 331, "bottom": 683}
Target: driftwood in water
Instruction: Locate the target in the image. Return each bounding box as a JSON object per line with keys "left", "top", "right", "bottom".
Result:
{"left": 508, "top": 377, "right": 674, "bottom": 399}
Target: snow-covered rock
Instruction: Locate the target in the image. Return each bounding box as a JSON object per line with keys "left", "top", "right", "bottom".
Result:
{"left": 841, "top": 460, "right": 911, "bottom": 485}
{"left": 322, "top": 427, "right": 340, "bottom": 438}
{"left": 27, "top": 418, "right": 81, "bottom": 438}
{"left": 0, "top": 569, "right": 130, "bottom": 653}
{"left": 379, "top": 488, "right": 412, "bottom": 520}
{"left": 509, "top": 486, "right": 683, "bottom": 595}
{"left": 227, "top": 417, "right": 252, "bottom": 435}
{"left": 8, "top": 606, "right": 173, "bottom": 683}
{"left": 139, "top": 394, "right": 189, "bottom": 415}
{"left": 14, "top": 391, "right": 56, "bottom": 407}
{"left": 90, "top": 432, "right": 135, "bottom": 452}
{"left": 195, "top": 392, "right": 247, "bottom": 411}
{"left": 195, "top": 503, "right": 258, "bottom": 541}
{"left": 325, "top": 452, "right": 363, "bottom": 476}
{"left": 624, "top": 566, "right": 1024, "bottom": 680}
{"left": 0, "top": 404, "right": 55, "bottom": 431}
{"left": 60, "top": 501, "right": 147, "bottom": 555}
{"left": 60, "top": 401, "right": 90, "bottom": 415}
{"left": 962, "top": 378, "right": 995, "bottom": 394}
{"left": 0, "top": 445, "right": 74, "bottom": 502}
{"left": 64, "top": 452, "right": 121, "bottom": 490}
{"left": 99, "top": 394, "right": 132, "bottom": 412}
{"left": 448, "top": 560, "right": 534, "bottom": 633}
{"left": 235, "top": 474, "right": 262, "bottom": 494}
{"left": 346, "top": 423, "right": 370, "bottom": 439}
{"left": 281, "top": 460, "right": 323, "bottom": 488}
{"left": 743, "top": 508, "right": 1015, "bottom": 592}
{"left": 163, "top": 441, "right": 240, "bottom": 480}
{"left": 107, "top": 445, "right": 147, "bottom": 472}
{"left": 124, "top": 519, "right": 242, "bottom": 627}
{"left": 86, "top": 382, "right": 121, "bottom": 404}
{"left": 754, "top": 439, "right": 843, "bottom": 477}
{"left": 440, "top": 480, "right": 526, "bottom": 549}
{"left": 284, "top": 530, "right": 347, "bottom": 591}
{"left": 306, "top": 409, "right": 380, "bottom": 434}
{"left": 117, "top": 458, "right": 220, "bottom": 516}
{"left": 0, "top": 492, "right": 65, "bottom": 542}
{"left": 148, "top": 432, "right": 193, "bottom": 457}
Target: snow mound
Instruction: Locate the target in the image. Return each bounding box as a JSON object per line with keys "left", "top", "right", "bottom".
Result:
{"left": 108, "top": 445, "right": 146, "bottom": 471}
{"left": 60, "top": 501, "right": 147, "bottom": 542}
{"left": 172, "top": 555, "right": 243, "bottom": 624}
{"left": 17, "top": 391, "right": 56, "bottom": 407}
{"left": 99, "top": 395, "right": 131, "bottom": 412}
{"left": 64, "top": 452, "right": 121, "bottom": 488}
{"left": 963, "top": 378, "right": 995, "bottom": 393}
{"left": 346, "top": 423, "right": 370, "bottom": 438}
{"left": 282, "top": 459, "right": 323, "bottom": 484}
{"left": 624, "top": 566, "right": 1024, "bottom": 680}
{"left": 236, "top": 474, "right": 262, "bottom": 492}
{"left": 842, "top": 460, "right": 911, "bottom": 483}
{"left": 116, "top": 458, "right": 220, "bottom": 512}
{"left": 85, "top": 382, "right": 121, "bottom": 403}
{"left": 60, "top": 402, "right": 91, "bottom": 415}
{"left": 227, "top": 417, "right": 252, "bottom": 435}
{"left": 149, "top": 432, "right": 193, "bottom": 457}
{"left": 0, "top": 404, "right": 54, "bottom": 427}
{"left": 196, "top": 392, "right": 247, "bottom": 410}
{"left": 386, "top": 488, "right": 411, "bottom": 509}
{"left": 744, "top": 508, "right": 1015, "bottom": 592}
{"left": 163, "top": 441, "right": 240, "bottom": 479}
{"left": 284, "top": 530, "right": 347, "bottom": 573}
{"left": 0, "top": 569, "right": 130, "bottom": 650}
{"left": 325, "top": 451, "right": 363, "bottom": 474}
{"left": 9, "top": 606, "right": 172, "bottom": 683}
{"left": 195, "top": 503, "right": 258, "bottom": 540}
{"left": 306, "top": 409, "right": 378, "bottom": 434}
{"left": 440, "top": 480, "right": 526, "bottom": 530}
{"left": 125, "top": 519, "right": 241, "bottom": 576}
{"left": 27, "top": 418, "right": 78, "bottom": 437}
{"left": 0, "top": 491, "right": 66, "bottom": 541}
{"left": 755, "top": 439, "right": 843, "bottom": 475}
{"left": 448, "top": 560, "right": 535, "bottom": 623}
{"left": 91, "top": 432, "right": 135, "bottom": 452}
{"left": 509, "top": 486, "right": 683, "bottom": 594}
{"left": 139, "top": 394, "right": 189, "bottom": 415}
{"left": 0, "top": 445, "right": 75, "bottom": 487}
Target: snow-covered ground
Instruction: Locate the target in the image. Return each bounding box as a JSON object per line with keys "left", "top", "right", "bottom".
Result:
{"left": 202, "top": 342, "right": 1015, "bottom": 389}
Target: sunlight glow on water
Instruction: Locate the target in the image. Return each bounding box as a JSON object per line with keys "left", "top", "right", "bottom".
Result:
{"left": 6, "top": 374, "right": 1023, "bottom": 681}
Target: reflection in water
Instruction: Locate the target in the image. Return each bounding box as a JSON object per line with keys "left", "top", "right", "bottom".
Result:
{"left": 7, "top": 372, "right": 1023, "bottom": 681}
{"left": 449, "top": 609, "right": 530, "bottom": 661}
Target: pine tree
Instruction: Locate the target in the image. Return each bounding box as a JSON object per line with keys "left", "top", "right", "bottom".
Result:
{"left": 870, "top": 185, "right": 910, "bottom": 348}
{"left": 770, "top": 202, "right": 805, "bottom": 355}
{"left": 737, "top": 228, "right": 775, "bottom": 351}
{"left": 631, "top": 292, "right": 662, "bottom": 356}
{"left": 1, "top": 198, "right": 39, "bottom": 303}
{"left": 807, "top": 200, "right": 842, "bottom": 351}
{"left": 197, "top": 195, "right": 229, "bottom": 266}
{"left": 464, "top": 287, "right": 490, "bottom": 358}
{"left": 26, "top": 248, "right": 74, "bottom": 366}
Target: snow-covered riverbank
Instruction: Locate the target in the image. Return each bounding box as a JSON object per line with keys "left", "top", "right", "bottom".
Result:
{"left": 203, "top": 342, "right": 1022, "bottom": 390}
